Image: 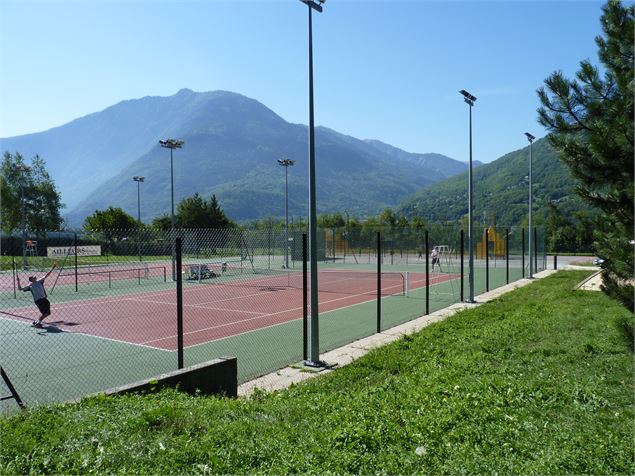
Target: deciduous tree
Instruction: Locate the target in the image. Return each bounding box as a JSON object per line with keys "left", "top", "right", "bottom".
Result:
{"left": 0, "top": 152, "right": 64, "bottom": 233}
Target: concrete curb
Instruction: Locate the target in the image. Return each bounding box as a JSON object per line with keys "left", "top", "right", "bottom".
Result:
{"left": 575, "top": 270, "right": 603, "bottom": 291}
{"left": 238, "top": 269, "right": 558, "bottom": 398}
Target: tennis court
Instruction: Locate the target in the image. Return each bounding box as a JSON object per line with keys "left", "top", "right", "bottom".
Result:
{"left": 0, "top": 265, "right": 460, "bottom": 410}
{"left": 1, "top": 225, "right": 546, "bottom": 411}
{"left": 2, "top": 267, "right": 455, "bottom": 351}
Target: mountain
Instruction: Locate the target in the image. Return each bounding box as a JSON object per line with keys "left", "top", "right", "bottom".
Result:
{"left": 363, "top": 139, "right": 484, "bottom": 177}
{"left": 1, "top": 89, "right": 473, "bottom": 224}
{"left": 398, "top": 137, "right": 595, "bottom": 225}
{"left": 0, "top": 89, "right": 235, "bottom": 210}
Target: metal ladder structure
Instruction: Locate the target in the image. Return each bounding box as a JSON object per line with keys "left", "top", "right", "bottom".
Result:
{"left": 1, "top": 367, "right": 25, "bottom": 410}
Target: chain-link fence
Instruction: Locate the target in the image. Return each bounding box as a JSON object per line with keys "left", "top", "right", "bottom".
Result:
{"left": 0, "top": 225, "right": 546, "bottom": 413}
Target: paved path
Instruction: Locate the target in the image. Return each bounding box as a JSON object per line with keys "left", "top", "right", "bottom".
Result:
{"left": 238, "top": 267, "right": 600, "bottom": 397}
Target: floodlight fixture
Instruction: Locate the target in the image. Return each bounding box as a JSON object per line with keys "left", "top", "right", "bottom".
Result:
{"left": 459, "top": 89, "right": 477, "bottom": 105}
{"left": 133, "top": 176, "right": 145, "bottom": 261}
{"left": 460, "top": 89, "right": 476, "bottom": 302}
{"left": 278, "top": 159, "right": 296, "bottom": 167}
{"left": 299, "top": 0, "right": 323, "bottom": 12}
{"left": 526, "top": 132, "right": 535, "bottom": 278}
{"left": 159, "top": 138, "right": 184, "bottom": 279}
{"left": 278, "top": 159, "right": 296, "bottom": 269}
{"left": 159, "top": 139, "right": 184, "bottom": 150}
{"left": 13, "top": 164, "right": 31, "bottom": 269}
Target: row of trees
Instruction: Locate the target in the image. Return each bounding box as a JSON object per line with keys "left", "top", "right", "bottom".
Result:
{"left": 0, "top": 151, "right": 594, "bottom": 256}
{"left": 0, "top": 152, "right": 64, "bottom": 233}
{"left": 83, "top": 193, "right": 235, "bottom": 234}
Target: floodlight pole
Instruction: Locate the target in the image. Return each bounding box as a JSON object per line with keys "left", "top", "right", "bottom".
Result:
{"left": 459, "top": 90, "right": 477, "bottom": 303}
{"left": 133, "top": 176, "right": 145, "bottom": 262}
{"left": 300, "top": 0, "right": 323, "bottom": 366}
{"left": 160, "top": 139, "right": 184, "bottom": 280}
{"left": 278, "top": 159, "right": 295, "bottom": 269}
{"left": 525, "top": 132, "right": 535, "bottom": 279}
{"left": 14, "top": 165, "right": 29, "bottom": 270}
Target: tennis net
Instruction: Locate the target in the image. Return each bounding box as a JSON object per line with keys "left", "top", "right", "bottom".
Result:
{"left": 55, "top": 265, "right": 167, "bottom": 287}
{"left": 182, "top": 262, "right": 405, "bottom": 296}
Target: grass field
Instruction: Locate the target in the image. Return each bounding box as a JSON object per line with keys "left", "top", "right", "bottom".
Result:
{"left": 1, "top": 270, "right": 632, "bottom": 474}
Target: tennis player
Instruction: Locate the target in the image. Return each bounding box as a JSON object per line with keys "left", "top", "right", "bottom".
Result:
{"left": 17, "top": 264, "right": 56, "bottom": 328}
{"left": 431, "top": 247, "right": 440, "bottom": 272}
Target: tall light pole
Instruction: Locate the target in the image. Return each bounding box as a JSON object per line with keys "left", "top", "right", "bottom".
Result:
{"left": 14, "top": 164, "right": 30, "bottom": 270}
{"left": 159, "top": 139, "right": 184, "bottom": 280}
{"left": 525, "top": 132, "right": 535, "bottom": 279}
{"left": 278, "top": 159, "right": 295, "bottom": 269}
{"left": 299, "top": 0, "right": 324, "bottom": 366}
{"left": 459, "top": 89, "right": 477, "bottom": 303}
{"left": 133, "top": 176, "right": 145, "bottom": 262}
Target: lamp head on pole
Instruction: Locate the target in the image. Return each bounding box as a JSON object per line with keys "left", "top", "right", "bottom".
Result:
{"left": 133, "top": 176, "right": 145, "bottom": 183}
{"left": 459, "top": 89, "right": 477, "bottom": 106}
{"left": 278, "top": 159, "right": 296, "bottom": 167}
{"left": 299, "top": 0, "right": 324, "bottom": 12}
{"left": 524, "top": 132, "right": 535, "bottom": 143}
{"left": 159, "top": 139, "right": 184, "bottom": 150}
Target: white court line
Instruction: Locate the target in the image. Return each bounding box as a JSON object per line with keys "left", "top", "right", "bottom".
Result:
{"left": 141, "top": 279, "right": 407, "bottom": 346}
{"left": 125, "top": 296, "right": 266, "bottom": 316}
{"left": 5, "top": 271, "right": 456, "bottom": 350}
{"left": 63, "top": 330, "right": 174, "bottom": 353}
{"left": 0, "top": 309, "right": 174, "bottom": 352}
{"left": 144, "top": 272, "right": 458, "bottom": 350}
{"left": 177, "top": 277, "right": 441, "bottom": 350}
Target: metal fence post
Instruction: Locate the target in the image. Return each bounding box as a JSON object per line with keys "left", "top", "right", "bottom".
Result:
{"left": 505, "top": 228, "right": 509, "bottom": 284}
{"left": 176, "top": 237, "right": 184, "bottom": 369}
{"left": 522, "top": 228, "right": 525, "bottom": 278}
{"left": 12, "top": 257, "right": 17, "bottom": 299}
{"left": 534, "top": 227, "right": 538, "bottom": 272}
{"left": 425, "top": 230, "right": 429, "bottom": 315}
{"left": 303, "top": 233, "right": 308, "bottom": 361}
{"left": 74, "top": 233, "right": 78, "bottom": 292}
{"left": 332, "top": 228, "right": 336, "bottom": 263}
{"left": 377, "top": 231, "right": 381, "bottom": 333}
{"left": 485, "top": 228, "right": 489, "bottom": 292}
{"left": 554, "top": 254, "right": 558, "bottom": 270}
{"left": 460, "top": 229, "right": 464, "bottom": 302}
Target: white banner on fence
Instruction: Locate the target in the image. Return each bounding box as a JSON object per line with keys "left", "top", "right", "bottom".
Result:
{"left": 47, "top": 245, "right": 102, "bottom": 257}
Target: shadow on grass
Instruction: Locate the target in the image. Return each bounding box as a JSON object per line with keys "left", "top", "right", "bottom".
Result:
{"left": 616, "top": 315, "right": 634, "bottom": 352}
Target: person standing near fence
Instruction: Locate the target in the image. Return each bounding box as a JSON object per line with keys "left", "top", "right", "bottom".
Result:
{"left": 17, "top": 264, "right": 56, "bottom": 328}
{"left": 431, "top": 246, "right": 440, "bottom": 272}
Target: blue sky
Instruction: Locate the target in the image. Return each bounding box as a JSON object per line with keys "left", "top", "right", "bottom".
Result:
{"left": 1, "top": 0, "right": 606, "bottom": 163}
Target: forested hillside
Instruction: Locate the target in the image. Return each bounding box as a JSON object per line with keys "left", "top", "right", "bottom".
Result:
{"left": 399, "top": 138, "right": 596, "bottom": 227}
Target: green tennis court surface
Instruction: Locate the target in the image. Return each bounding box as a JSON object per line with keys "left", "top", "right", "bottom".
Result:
{"left": 1, "top": 257, "right": 542, "bottom": 413}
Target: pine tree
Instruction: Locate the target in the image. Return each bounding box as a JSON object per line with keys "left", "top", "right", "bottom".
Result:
{"left": 537, "top": 0, "right": 634, "bottom": 310}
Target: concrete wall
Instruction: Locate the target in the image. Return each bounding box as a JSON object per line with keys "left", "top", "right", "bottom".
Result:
{"left": 103, "top": 357, "right": 237, "bottom": 398}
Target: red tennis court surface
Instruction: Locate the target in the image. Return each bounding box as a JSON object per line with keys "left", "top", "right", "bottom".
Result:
{"left": 1, "top": 270, "right": 457, "bottom": 351}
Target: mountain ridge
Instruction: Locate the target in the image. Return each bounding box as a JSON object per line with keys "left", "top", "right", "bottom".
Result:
{"left": 398, "top": 137, "right": 595, "bottom": 225}
{"left": 1, "top": 89, "right": 472, "bottom": 225}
